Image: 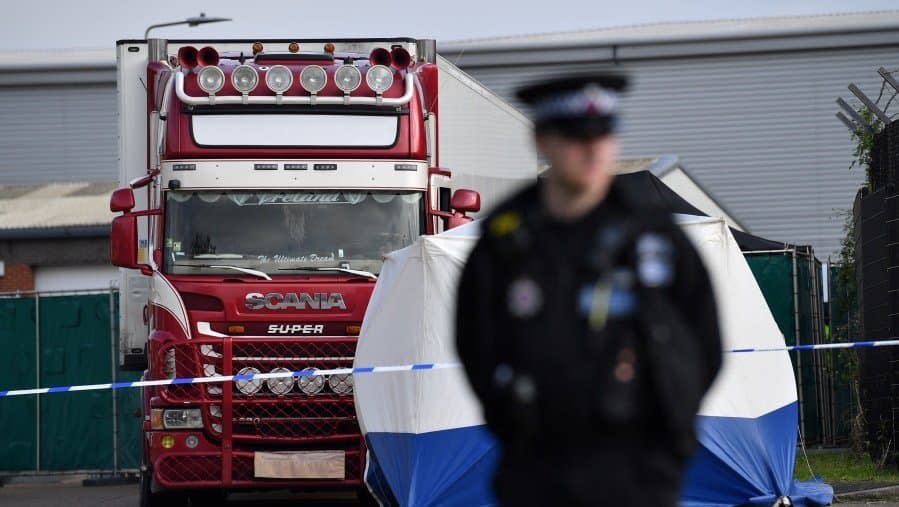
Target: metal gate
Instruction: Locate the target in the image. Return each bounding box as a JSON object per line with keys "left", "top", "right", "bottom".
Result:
{"left": 0, "top": 290, "right": 141, "bottom": 475}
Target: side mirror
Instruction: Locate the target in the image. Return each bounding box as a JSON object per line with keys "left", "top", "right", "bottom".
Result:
{"left": 445, "top": 189, "right": 481, "bottom": 230}
{"left": 110, "top": 188, "right": 135, "bottom": 212}
{"left": 110, "top": 215, "right": 141, "bottom": 270}
{"left": 450, "top": 189, "right": 480, "bottom": 213}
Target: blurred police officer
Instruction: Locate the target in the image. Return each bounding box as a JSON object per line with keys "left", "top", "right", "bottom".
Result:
{"left": 455, "top": 74, "right": 722, "bottom": 506}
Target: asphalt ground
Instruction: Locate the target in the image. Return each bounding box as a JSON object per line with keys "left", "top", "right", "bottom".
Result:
{"left": 2, "top": 479, "right": 899, "bottom": 506}
{"left": 0, "top": 478, "right": 364, "bottom": 506}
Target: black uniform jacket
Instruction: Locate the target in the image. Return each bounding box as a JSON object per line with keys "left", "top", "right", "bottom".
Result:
{"left": 455, "top": 178, "right": 723, "bottom": 459}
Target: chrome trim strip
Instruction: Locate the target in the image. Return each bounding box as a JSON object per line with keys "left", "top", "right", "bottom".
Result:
{"left": 197, "top": 321, "right": 227, "bottom": 338}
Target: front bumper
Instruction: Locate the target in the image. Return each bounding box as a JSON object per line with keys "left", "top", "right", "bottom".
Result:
{"left": 148, "top": 431, "right": 364, "bottom": 491}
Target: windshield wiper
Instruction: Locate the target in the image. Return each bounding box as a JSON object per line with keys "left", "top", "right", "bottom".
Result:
{"left": 174, "top": 263, "right": 272, "bottom": 281}
{"left": 277, "top": 266, "right": 377, "bottom": 280}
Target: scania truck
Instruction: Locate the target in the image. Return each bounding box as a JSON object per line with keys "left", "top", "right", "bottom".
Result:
{"left": 110, "top": 37, "right": 535, "bottom": 504}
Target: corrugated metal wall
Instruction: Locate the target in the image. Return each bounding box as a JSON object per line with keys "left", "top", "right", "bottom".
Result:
{"left": 1, "top": 43, "right": 894, "bottom": 258}
{"left": 0, "top": 82, "right": 116, "bottom": 184}
{"left": 458, "top": 46, "right": 895, "bottom": 258}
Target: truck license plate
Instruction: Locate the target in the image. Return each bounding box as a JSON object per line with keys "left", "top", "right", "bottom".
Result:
{"left": 253, "top": 450, "right": 346, "bottom": 479}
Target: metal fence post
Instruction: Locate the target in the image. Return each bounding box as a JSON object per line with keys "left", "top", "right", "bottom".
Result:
{"left": 34, "top": 292, "right": 40, "bottom": 472}
{"left": 792, "top": 248, "right": 806, "bottom": 440}
{"left": 109, "top": 287, "right": 119, "bottom": 474}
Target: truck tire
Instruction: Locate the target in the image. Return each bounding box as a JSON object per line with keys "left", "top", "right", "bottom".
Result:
{"left": 139, "top": 470, "right": 189, "bottom": 507}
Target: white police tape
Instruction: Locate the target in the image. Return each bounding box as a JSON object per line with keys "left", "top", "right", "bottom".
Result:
{"left": 728, "top": 339, "right": 899, "bottom": 353}
{"left": 0, "top": 362, "right": 460, "bottom": 398}
{"left": 0, "top": 339, "right": 895, "bottom": 398}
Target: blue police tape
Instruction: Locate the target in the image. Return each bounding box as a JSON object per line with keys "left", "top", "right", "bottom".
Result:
{"left": 2, "top": 338, "right": 898, "bottom": 398}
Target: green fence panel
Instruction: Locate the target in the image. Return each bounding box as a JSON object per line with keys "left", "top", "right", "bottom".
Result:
{"left": 829, "top": 265, "right": 858, "bottom": 444}
{"left": 796, "top": 257, "right": 822, "bottom": 442}
{"left": 113, "top": 292, "right": 142, "bottom": 470}
{"left": 745, "top": 254, "right": 796, "bottom": 343}
{"left": 114, "top": 378, "right": 142, "bottom": 469}
{"left": 0, "top": 297, "right": 37, "bottom": 471}
{"left": 38, "top": 294, "right": 115, "bottom": 471}
{"left": 745, "top": 252, "right": 822, "bottom": 442}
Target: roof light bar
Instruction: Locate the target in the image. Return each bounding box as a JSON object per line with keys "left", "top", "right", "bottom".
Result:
{"left": 176, "top": 70, "right": 416, "bottom": 106}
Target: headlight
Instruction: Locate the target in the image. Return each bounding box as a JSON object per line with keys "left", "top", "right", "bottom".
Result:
{"left": 163, "top": 408, "right": 203, "bottom": 429}
{"left": 300, "top": 65, "right": 327, "bottom": 93}
{"left": 334, "top": 65, "right": 362, "bottom": 93}
{"left": 366, "top": 65, "right": 394, "bottom": 94}
{"left": 197, "top": 66, "right": 225, "bottom": 94}
{"left": 231, "top": 65, "right": 259, "bottom": 93}
{"left": 267, "top": 367, "right": 294, "bottom": 396}
{"left": 235, "top": 366, "right": 263, "bottom": 395}
{"left": 265, "top": 65, "right": 293, "bottom": 94}
{"left": 297, "top": 368, "right": 324, "bottom": 395}
{"left": 328, "top": 373, "right": 354, "bottom": 395}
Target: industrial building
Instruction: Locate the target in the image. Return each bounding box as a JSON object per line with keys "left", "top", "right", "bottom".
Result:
{"left": 443, "top": 11, "right": 898, "bottom": 259}
{"left": 0, "top": 11, "right": 897, "bottom": 292}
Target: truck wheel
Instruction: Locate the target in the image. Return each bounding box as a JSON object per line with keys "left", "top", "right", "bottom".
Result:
{"left": 139, "top": 470, "right": 189, "bottom": 507}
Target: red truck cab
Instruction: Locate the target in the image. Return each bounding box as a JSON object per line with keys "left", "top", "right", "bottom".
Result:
{"left": 110, "top": 38, "right": 480, "bottom": 505}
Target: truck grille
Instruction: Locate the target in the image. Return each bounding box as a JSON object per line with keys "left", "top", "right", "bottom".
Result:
{"left": 156, "top": 336, "right": 361, "bottom": 444}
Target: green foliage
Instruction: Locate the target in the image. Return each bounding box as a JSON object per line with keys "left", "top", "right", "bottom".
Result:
{"left": 794, "top": 450, "right": 899, "bottom": 482}
{"left": 848, "top": 105, "right": 882, "bottom": 189}
{"left": 836, "top": 211, "right": 857, "bottom": 323}
{"left": 834, "top": 210, "right": 865, "bottom": 453}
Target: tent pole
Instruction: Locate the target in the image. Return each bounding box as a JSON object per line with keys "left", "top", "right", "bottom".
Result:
{"left": 792, "top": 248, "right": 806, "bottom": 441}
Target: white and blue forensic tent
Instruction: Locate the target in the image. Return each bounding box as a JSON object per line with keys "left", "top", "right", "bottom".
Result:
{"left": 355, "top": 217, "right": 833, "bottom": 506}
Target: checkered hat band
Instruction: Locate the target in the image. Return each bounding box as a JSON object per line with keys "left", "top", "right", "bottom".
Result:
{"left": 533, "top": 85, "right": 619, "bottom": 122}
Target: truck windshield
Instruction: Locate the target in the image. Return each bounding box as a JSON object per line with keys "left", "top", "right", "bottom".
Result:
{"left": 163, "top": 190, "right": 423, "bottom": 276}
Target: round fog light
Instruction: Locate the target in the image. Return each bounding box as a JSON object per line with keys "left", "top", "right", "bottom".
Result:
{"left": 297, "top": 368, "right": 324, "bottom": 395}
{"left": 185, "top": 435, "right": 199, "bottom": 449}
{"left": 335, "top": 65, "right": 362, "bottom": 93}
{"left": 197, "top": 66, "right": 225, "bottom": 94}
{"left": 235, "top": 366, "right": 263, "bottom": 395}
{"left": 366, "top": 65, "right": 394, "bottom": 94}
{"left": 265, "top": 65, "right": 293, "bottom": 94}
{"left": 328, "top": 373, "right": 354, "bottom": 395}
{"left": 231, "top": 64, "right": 259, "bottom": 93}
{"left": 160, "top": 435, "right": 175, "bottom": 449}
{"left": 300, "top": 65, "right": 327, "bottom": 93}
{"left": 267, "top": 367, "right": 294, "bottom": 396}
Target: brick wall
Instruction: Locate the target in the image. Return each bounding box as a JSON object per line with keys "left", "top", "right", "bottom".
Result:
{"left": 0, "top": 263, "right": 34, "bottom": 292}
